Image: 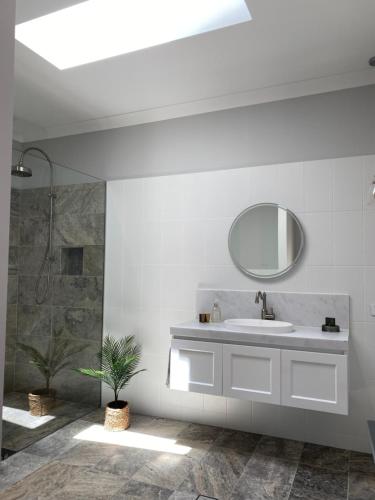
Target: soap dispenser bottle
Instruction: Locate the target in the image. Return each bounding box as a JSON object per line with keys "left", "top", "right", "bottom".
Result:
{"left": 211, "top": 302, "right": 222, "bottom": 323}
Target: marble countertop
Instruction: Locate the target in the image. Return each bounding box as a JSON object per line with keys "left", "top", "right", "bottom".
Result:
{"left": 170, "top": 321, "right": 349, "bottom": 353}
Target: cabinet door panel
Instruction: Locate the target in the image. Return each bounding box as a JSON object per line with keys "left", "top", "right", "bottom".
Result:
{"left": 170, "top": 339, "right": 223, "bottom": 395}
{"left": 281, "top": 350, "right": 348, "bottom": 414}
{"left": 223, "top": 345, "right": 281, "bottom": 403}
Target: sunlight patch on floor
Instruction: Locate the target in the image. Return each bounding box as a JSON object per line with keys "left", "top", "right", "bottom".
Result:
{"left": 3, "top": 406, "right": 55, "bottom": 429}
{"left": 74, "top": 424, "right": 192, "bottom": 455}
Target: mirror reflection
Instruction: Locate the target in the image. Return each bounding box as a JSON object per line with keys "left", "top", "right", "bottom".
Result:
{"left": 228, "top": 203, "right": 304, "bottom": 279}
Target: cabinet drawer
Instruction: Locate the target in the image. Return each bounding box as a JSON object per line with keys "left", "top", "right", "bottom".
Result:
{"left": 223, "top": 344, "right": 281, "bottom": 404}
{"left": 170, "top": 339, "right": 223, "bottom": 395}
{"left": 281, "top": 350, "right": 348, "bottom": 414}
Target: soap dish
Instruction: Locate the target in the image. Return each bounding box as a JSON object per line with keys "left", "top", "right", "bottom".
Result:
{"left": 322, "top": 325, "right": 340, "bottom": 333}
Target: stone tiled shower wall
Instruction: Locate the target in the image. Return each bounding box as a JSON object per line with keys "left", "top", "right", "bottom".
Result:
{"left": 5, "top": 182, "right": 105, "bottom": 405}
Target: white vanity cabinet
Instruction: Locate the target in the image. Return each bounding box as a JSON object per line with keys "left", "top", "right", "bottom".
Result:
{"left": 223, "top": 345, "right": 281, "bottom": 404}
{"left": 281, "top": 349, "right": 348, "bottom": 414}
{"left": 170, "top": 339, "right": 223, "bottom": 395}
{"left": 169, "top": 334, "right": 348, "bottom": 415}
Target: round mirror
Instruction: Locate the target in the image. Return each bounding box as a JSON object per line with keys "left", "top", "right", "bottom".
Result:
{"left": 228, "top": 203, "right": 304, "bottom": 279}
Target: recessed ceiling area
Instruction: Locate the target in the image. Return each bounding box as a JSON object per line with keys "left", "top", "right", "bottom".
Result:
{"left": 14, "top": 0, "right": 375, "bottom": 142}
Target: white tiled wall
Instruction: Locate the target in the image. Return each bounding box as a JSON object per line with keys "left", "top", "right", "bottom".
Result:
{"left": 104, "top": 155, "right": 375, "bottom": 452}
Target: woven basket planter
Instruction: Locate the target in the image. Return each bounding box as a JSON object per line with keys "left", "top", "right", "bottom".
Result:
{"left": 28, "top": 388, "right": 56, "bottom": 417}
{"left": 104, "top": 401, "right": 130, "bottom": 431}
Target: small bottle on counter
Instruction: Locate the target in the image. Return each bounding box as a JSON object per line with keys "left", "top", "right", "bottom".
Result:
{"left": 211, "top": 301, "right": 222, "bottom": 323}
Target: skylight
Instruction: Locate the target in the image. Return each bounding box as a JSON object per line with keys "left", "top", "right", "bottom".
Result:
{"left": 15, "top": 0, "right": 251, "bottom": 70}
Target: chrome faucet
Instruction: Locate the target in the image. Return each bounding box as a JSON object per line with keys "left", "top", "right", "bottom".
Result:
{"left": 255, "top": 291, "right": 275, "bottom": 320}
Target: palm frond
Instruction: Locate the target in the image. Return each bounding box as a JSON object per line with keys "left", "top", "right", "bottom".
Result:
{"left": 77, "top": 335, "right": 145, "bottom": 400}
{"left": 17, "top": 336, "right": 89, "bottom": 390}
{"left": 17, "top": 342, "right": 50, "bottom": 377}
{"left": 74, "top": 368, "right": 107, "bottom": 380}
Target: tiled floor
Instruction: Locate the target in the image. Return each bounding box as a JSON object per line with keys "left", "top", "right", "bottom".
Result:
{"left": 2, "top": 392, "right": 94, "bottom": 452}
{"left": 0, "top": 409, "right": 374, "bottom": 499}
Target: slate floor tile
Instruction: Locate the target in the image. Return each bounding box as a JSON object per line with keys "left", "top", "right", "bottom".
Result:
{"left": 196, "top": 497, "right": 219, "bottom": 500}
{"left": 246, "top": 454, "right": 297, "bottom": 481}
{"left": 0, "top": 461, "right": 122, "bottom": 500}
{"left": 231, "top": 479, "right": 293, "bottom": 500}
{"left": 95, "top": 446, "right": 159, "bottom": 478}
{"left": 168, "top": 492, "right": 198, "bottom": 500}
{"left": 176, "top": 423, "right": 222, "bottom": 445}
{"left": 136, "top": 417, "right": 189, "bottom": 439}
{"left": 213, "top": 429, "right": 261, "bottom": 454}
{"left": 254, "top": 435, "right": 304, "bottom": 462}
{"left": 175, "top": 438, "right": 213, "bottom": 462}
{"left": 0, "top": 451, "right": 49, "bottom": 491}
{"left": 25, "top": 419, "right": 88, "bottom": 458}
{"left": 230, "top": 455, "right": 297, "bottom": 500}
{"left": 114, "top": 479, "right": 173, "bottom": 500}
{"left": 133, "top": 453, "right": 194, "bottom": 490}
{"left": 348, "top": 471, "right": 375, "bottom": 499}
{"left": 349, "top": 451, "right": 375, "bottom": 474}
{"left": 2, "top": 409, "right": 374, "bottom": 500}
{"left": 58, "top": 440, "right": 119, "bottom": 467}
{"left": 51, "top": 465, "right": 124, "bottom": 499}
{"left": 289, "top": 463, "right": 348, "bottom": 500}
{"left": 178, "top": 446, "right": 249, "bottom": 499}
{"left": 300, "top": 443, "right": 350, "bottom": 472}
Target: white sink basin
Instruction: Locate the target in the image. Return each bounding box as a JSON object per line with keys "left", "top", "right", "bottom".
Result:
{"left": 224, "top": 318, "right": 294, "bottom": 334}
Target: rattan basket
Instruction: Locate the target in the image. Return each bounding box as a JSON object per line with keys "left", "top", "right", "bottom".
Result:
{"left": 104, "top": 401, "right": 130, "bottom": 431}
{"left": 28, "top": 389, "right": 56, "bottom": 417}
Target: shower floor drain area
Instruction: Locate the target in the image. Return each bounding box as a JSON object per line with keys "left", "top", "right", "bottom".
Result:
{"left": 196, "top": 496, "right": 218, "bottom": 500}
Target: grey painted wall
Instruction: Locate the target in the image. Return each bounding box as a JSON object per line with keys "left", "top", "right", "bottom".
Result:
{"left": 0, "top": 1, "right": 15, "bottom": 451}
{"left": 28, "top": 84, "right": 375, "bottom": 180}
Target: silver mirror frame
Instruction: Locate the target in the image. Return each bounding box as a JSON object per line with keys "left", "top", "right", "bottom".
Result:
{"left": 228, "top": 203, "right": 305, "bottom": 280}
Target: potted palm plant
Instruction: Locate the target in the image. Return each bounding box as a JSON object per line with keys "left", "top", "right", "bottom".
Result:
{"left": 76, "top": 335, "right": 145, "bottom": 431}
{"left": 17, "top": 335, "right": 88, "bottom": 416}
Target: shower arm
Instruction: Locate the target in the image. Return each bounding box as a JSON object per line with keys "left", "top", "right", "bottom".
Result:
{"left": 19, "top": 147, "right": 55, "bottom": 261}
{"left": 18, "top": 147, "right": 54, "bottom": 193}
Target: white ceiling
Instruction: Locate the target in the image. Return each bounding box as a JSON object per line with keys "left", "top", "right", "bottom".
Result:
{"left": 14, "top": 0, "right": 375, "bottom": 142}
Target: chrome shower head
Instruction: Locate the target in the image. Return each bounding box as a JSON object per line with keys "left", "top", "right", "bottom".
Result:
{"left": 11, "top": 161, "right": 32, "bottom": 178}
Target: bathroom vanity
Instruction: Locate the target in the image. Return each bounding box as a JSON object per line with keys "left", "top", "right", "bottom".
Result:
{"left": 169, "top": 205, "right": 350, "bottom": 417}
{"left": 169, "top": 289, "right": 350, "bottom": 416}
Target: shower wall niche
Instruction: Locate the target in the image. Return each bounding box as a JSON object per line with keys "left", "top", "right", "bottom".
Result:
{"left": 5, "top": 150, "right": 105, "bottom": 405}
